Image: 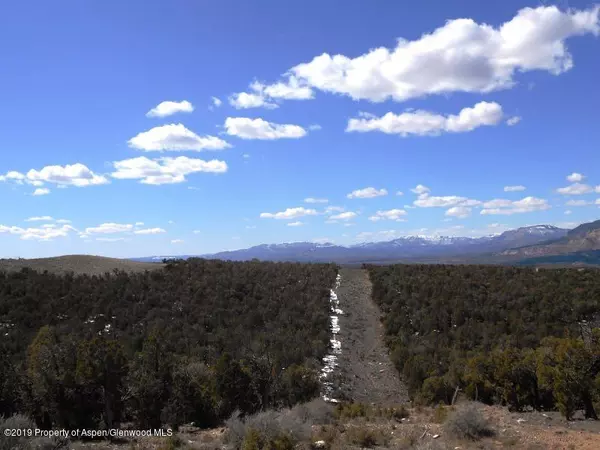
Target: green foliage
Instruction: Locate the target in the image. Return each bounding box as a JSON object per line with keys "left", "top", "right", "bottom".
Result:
{"left": 0, "top": 259, "right": 337, "bottom": 428}
{"left": 367, "top": 263, "right": 600, "bottom": 418}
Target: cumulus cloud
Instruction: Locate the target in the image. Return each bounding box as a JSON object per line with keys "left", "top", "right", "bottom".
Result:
{"left": 414, "top": 194, "right": 481, "bottom": 208}
{"left": 480, "top": 196, "right": 550, "bottom": 215}
{"left": 96, "top": 237, "right": 126, "bottom": 242}
{"left": 565, "top": 210, "right": 573, "bottom": 215}
{"left": 32, "top": 188, "right": 50, "bottom": 196}
{"left": 556, "top": 182, "right": 596, "bottom": 195}
{"left": 0, "top": 223, "right": 77, "bottom": 241}
{"left": 229, "top": 78, "right": 313, "bottom": 109}
{"left": 347, "top": 187, "right": 388, "bottom": 199}
{"left": 211, "top": 97, "right": 222, "bottom": 107}
{"left": 171, "top": 239, "right": 184, "bottom": 244}
{"left": 329, "top": 211, "right": 358, "bottom": 221}
{"left": 411, "top": 184, "right": 430, "bottom": 194}
{"left": 128, "top": 124, "right": 230, "bottom": 151}
{"left": 325, "top": 206, "right": 345, "bottom": 214}
{"left": 567, "top": 172, "right": 585, "bottom": 182}
{"left": 287, "top": 221, "right": 305, "bottom": 227}
{"left": 565, "top": 199, "right": 592, "bottom": 206}
{"left": 224, "top": 117, "right": 307, "bottom": 140}
{"left": 445, "top": 206, "right": 472, "bottom": 218}
{"left": 506, "top": 116, "right": 522, "bottom": 126}
{"left": 368, "top": 209, "right": 407, "bottom": 222}
{"left": 504, "top": 185, "right": 526, "bottom": 192}
{"left": 347, "top": 102, "right": 504, "bottom": 136}
{"left": 133, "top": 227, "right": 167, "bottom": 235}
{"left": 85, "top": 223, "right": 133, "bottom": 234}
{"left": 260, "top": 207, "right": 318, "bottom": 220}
{"left": 304, "top": 197, "right": 328, "bottom": 204}
{"left": 111, "top": 156, "right": 227, "bottom": 185}
{"left": 242, "top": 5, "right": 599, "bottom": 106}
{"left": 396, "top": 191, "right": 404, "bottom": 196}
{"left": 0, "top": 164, "right": 109, "bottom": 188}
{"left": 146, "top": 100, "right": 194, "bottom": 118}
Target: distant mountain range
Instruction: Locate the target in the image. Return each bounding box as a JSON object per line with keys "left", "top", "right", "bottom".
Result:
{"left": 132, "top": 224, "right": 587, "bottom": 265}
{"left": 502, "top": 220, "right": 600, "bottom": 259}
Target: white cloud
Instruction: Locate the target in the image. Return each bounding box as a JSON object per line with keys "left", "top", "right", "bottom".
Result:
{"left": 325, "top": 206, "right": 345, "bottom": 214}
{"left": 253, "top": 5, "right": 600, "bottom": 105}
{"left": 312, "top": 238, "right": 334, "bottom": 244}
{"left": 32, "top": 188, "right": 50, "bottom": 196}
{"left": 411, "top": 184, "right": 430, "bottom": 194}
{"left": 565, "top": 199, "right": 592, "bottom": 206}
{"left": 146, "top": 100, "right": 194, "bottom": 118}
{"left": 445, "top": 206, "right": 472, "bottom": 218}
{"left": 396, "top": 191, "right": 404, "bottom": 196}
{"left": 566, "top": 172, "right": 585, "bottom": 182}
{"left": 26, "top": 216, "right": 53, "bottom": 222}
{"left": 111, "top": 156, "right": 227, "bottom": 185}
{"left": 506, "top": 116, "right": 522, "bottom": 126}
{"left": 308, "top": 124, "right": 322, "bottom": 131}
{"left": 287, "top": 221, "right": 304, "bottom": 227}
{"left": 85, "top": 223, "right": 133, "bottom": 234}
{"left": 211, "top": 97, "right": 222, "bottom": 107}
{"left": 304, "top": 197, "right": 328, "bottom": 204}
{"left": 171, "top": 239, "right": 184, "bottom": 244}
{"left": 229, "top": 78, "right": 313, "bottom": 109}
{"left": 193, "top": 230, "right": 201, "bottom": 234}
{"left": 0, "top": 171, "right": 26, "bottom": 183}
{"left": 260, "top": 207, "right": 318, "bottom": 220}
{"left": 135, "top": 222, "right": 144, "bottom": 226}
{"left": 504, "top": 185, "right": 526, "bottom": 192}
{"left": 556, "top": 182, "right": 595, "bottom": 195}
{"left": 242, "top": 153, "right": 250, "bottom": 159}
{"left": 56, "top": 219, "right": 71, "bottom": 224}
{"left": 368, "top": 209, "right": 407, "bottom": 222}
{"left": 0, "top": 163, "right": 109, "bottom": 188}
{"left": 134, "top": 227, "right": 166, "bottom": 235}
{"left": 347, "top": 102, "right": 503, "bottom": 136}
{"left": 480, "top": 196, "right": 550, "bottom": 215}
{"left": 128, "top": 124, "right": 230, "bottom": 151}
{"left": 96, "top": 237, "right": 126, "bottom": 242}
{"left": 224, "top": 117, "right": 307, "bottom": 140}
{"left": 0, "top": 223, "right": 76, "bottom": 241}
{"left": 565, "top": 210, "right": 572, "bottom": 215}
{"left": 347, "top": 187, "right": 388, "bottom": 199}
{"left": 330, "top": 211, "right": 358, "bottom": 221}
{"left": 414, "top": 194, "right": 481, "bottom": 208}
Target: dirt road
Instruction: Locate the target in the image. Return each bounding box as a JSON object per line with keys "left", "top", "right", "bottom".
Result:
{"left": 331, "top": 268, "right": 408, "bottom": 405}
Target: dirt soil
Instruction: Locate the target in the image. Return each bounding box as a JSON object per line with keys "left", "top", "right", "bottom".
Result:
{"left": 331, "top": 268, "right": 409, "bottom": 405}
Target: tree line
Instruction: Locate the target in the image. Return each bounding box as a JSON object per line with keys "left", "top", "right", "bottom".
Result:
{"left": 365, "top": 263, "right": 600, "bottom": 419}
{"left": 0, "top": 259, "right": 338, "bottom": 429}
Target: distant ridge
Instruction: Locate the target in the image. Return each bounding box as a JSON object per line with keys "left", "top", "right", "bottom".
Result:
{"left": 502, "top": 219, "right": 600, "bottom": 258}
{"left": 132, "top": 224, "right": 571, "bottom": 264}
{"left": 0, "top": 255, "right": 161, "bottom": 275}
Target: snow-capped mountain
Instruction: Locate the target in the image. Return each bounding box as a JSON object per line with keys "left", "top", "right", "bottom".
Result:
{"left": 131, "top": 225, "right": 569, "bottom": 264}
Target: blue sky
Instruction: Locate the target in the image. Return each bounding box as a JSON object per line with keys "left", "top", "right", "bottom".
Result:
{"left": 1, "top": 0, "right": 599, "bottom": 258}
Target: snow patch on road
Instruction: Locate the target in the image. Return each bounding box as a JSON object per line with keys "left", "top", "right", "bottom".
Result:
{"left": 321, "top": 273, "right": 342, "bottom": 403}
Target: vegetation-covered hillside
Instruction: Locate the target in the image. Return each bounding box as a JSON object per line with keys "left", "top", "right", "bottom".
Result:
{"left": 0, "top": 259, "right": 338, "bottom": 430}
{"left": 366, "top": 264, "right": 600, "bottom": 419}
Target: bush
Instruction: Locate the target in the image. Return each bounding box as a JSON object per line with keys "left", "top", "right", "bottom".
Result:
{"left": 0, "top": 414, "right": 70, "bottom": 450}
{"left": 288, "top": 398, "right": 335, "bottom": 425}
{"left": 432, "top": 404, "right": 449, "bottom": 423}
{"left": 333, "top": 402, "right": 367, "bottom": 419}
{"left": 224, "top": 406, "right": 312, "bottom": 450}
{"left": 444, "top": 404, "right": 495, "bottom": 441}
{"left": 345, "top": 426, "right": 389, "bottom": 448}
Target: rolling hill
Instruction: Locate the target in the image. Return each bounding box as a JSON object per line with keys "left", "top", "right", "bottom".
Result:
{"left": 0, "top": 254, "right": 162, "bottom": 275}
